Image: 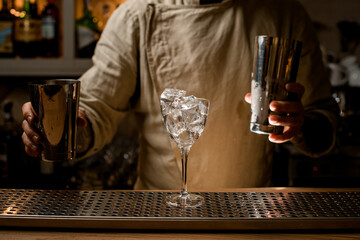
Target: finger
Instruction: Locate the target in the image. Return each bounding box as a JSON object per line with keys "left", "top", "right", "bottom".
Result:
{"left": 270, "top": 101, "right": 304, "bottom": 114}
{"left": 268, "top": 126, "right": 299, "bottom": 143}
{"left": 22, "top": 102, "right": 35, "bottom": 125}
{"left": 244, "top": 93, "right": 251, "bottom": 104}
{"left": 269, "top": 114, "right": 304, "bottom": 127}
{"left": 24, "top": 145, "right": 40, "bottom": 158}
{"left": 285, "top": 82, "right": 305, "bottom": 100}
{"left": 22, "top": 132, "right": 40, "bottom": 157}
{"left": 22, "top": 119, "right": 41, "bottom": 144}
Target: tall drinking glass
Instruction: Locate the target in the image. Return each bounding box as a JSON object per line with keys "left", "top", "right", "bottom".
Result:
{"left": 160, "top": 88, "right": 209, "bottom": 208}
{"left": 250, "top": 35, "right": 302, "bottom": 135}
{"left": 28, "top": 79, "right": 80, "bottom": 162}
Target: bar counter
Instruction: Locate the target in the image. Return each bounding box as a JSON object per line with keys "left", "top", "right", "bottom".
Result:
{"left": 1, "top": 188, "right": 359, "bottom": 239}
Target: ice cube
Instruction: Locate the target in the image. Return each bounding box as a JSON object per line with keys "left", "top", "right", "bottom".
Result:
{"left": 165, "top": 110, "right": 185, "bottom": 137}
{"left": 198, "top": 99, "right": 209, "bottom": 116}
{"left": 160, "top": 88, "right": 209, "bottom": 145}
{"left": 180, "top": 95, "right": 198, "bottom": 110}
{"left": 160, "top": 88, "right": 186, "bottom": 102}
{"left": 160, "top": 88, "right": 187, "bottom": 116}
{"left": 183, "top": 104, "right": 201, "bottom": 125}
{"left": 160, "top": 100, "right": 171, "bottom": 116}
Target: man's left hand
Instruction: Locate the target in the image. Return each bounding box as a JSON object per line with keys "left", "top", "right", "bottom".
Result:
{"left": 244, "top": 82, "right": 305, "bottom": 143}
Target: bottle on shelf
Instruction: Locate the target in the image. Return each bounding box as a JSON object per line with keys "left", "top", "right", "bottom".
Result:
{"left": 76, "top": 0, "right": 100, "bottom": 58}
{"left": 29, "top": 0, "right": 38, "bottom": 16}
{"left": 41, "top": 0, "right": 59, "bottom": 57}
{"left": 0, "top": 0, "right": 14, "bottom": 57}
{"left": 13, "top": 0, "right": 42, "bottom": 58}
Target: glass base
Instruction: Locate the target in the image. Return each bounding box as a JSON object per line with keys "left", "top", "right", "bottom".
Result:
{"left": 250, "top": 123, "right": 284, "bottom": 135}
{"left": 41, "top": 150, "right": 75, "bottom": 162}
{"left": 166, "top": 193, "right": 204, "bottom": 208}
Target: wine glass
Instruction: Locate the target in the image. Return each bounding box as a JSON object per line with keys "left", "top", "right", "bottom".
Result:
{"left": 160, "top": 88, "right": 210, "bottom": 208}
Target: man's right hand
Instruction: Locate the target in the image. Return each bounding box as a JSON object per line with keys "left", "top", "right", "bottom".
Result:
{"left": 22, "top": 102, "right": 41, "bottom": 157}
{"left": 21, "top": 102, "right": 87, "bottom": 158}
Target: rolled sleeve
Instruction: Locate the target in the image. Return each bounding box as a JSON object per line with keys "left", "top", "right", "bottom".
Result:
{"left": 78, "top": 2, "right": 140, "bottom": 158}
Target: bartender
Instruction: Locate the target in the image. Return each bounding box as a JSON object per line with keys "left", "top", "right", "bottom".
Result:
{"left": 21, "top": 0, "right": 338, "bottom": 190}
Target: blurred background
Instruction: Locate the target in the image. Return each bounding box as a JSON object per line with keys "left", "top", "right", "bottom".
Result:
{"left": 0, "top": 0, "right": 359, "bottom": 190}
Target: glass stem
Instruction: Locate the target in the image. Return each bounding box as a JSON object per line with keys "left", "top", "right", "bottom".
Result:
{"left": 180, "top": 145, "right": 191, "bottom": 198}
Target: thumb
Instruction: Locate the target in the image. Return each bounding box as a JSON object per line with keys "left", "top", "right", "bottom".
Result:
{"left": 244, "top": 93, "right": 252, "bottom": 104}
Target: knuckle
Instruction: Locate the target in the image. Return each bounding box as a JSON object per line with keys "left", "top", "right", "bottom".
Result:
{"left": 21, "top": 132, "right": 26, "bottom": 141}
{"left": 25, "top": 146, "right": 37, "bottom": 157}
{"left": 22, "top": 132, "right": 31, "bottom": 146}
{"left": 21, "top": 119, "right": 27, "bottom": 130}
{"left": 22, "top": 103, "right": 30, "bottom": 115}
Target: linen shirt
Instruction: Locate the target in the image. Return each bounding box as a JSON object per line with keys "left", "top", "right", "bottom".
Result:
{"left": 79, "top": 0, "right": 337, "bottom": 190}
